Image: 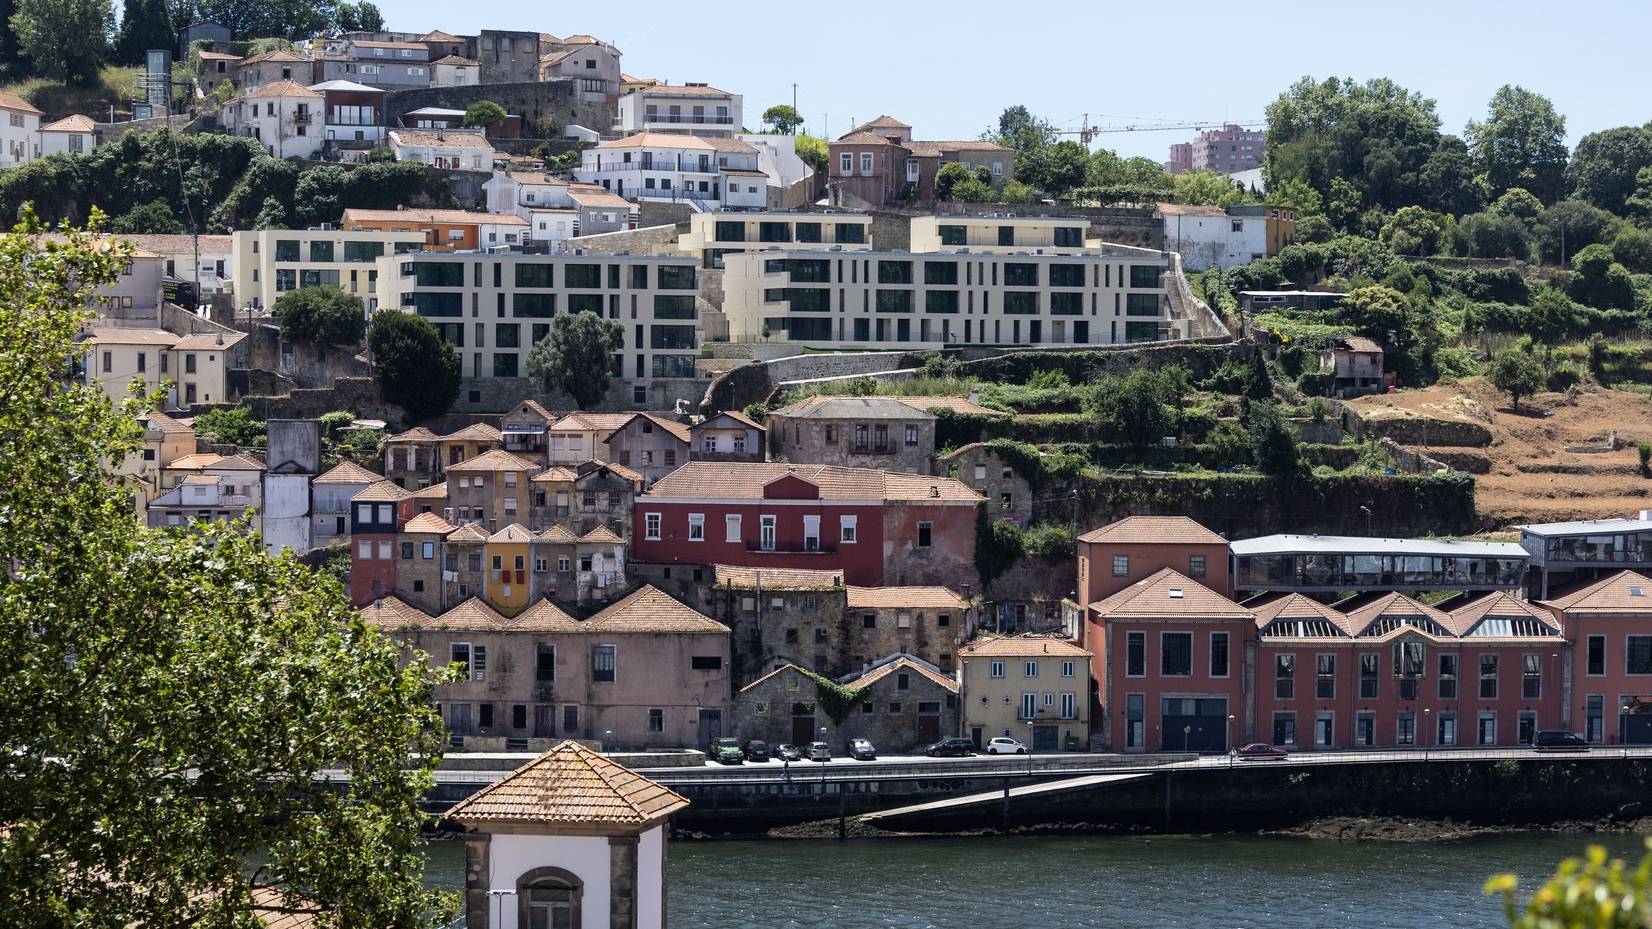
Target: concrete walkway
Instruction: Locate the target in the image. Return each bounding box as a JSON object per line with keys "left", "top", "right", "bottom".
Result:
{"left": 860, "top": 771, "right": 1150, "bottom": 822}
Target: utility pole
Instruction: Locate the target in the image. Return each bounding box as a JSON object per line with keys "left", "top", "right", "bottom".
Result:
{"left": 791, "top": 83, "right": 798, "bottom": 114}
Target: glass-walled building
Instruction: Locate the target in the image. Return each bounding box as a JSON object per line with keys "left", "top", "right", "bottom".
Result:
{"left": 1231, "top": 534, "right": 1528, "bottom": 595}
{"left": 1520, "top": 514, "right": 1652, "bottom": 598}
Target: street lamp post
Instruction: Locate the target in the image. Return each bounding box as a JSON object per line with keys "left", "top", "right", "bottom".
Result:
{"left": 603, "top": 729, "right": 614, "bottom": 752}
{"left": 1226, "top": 714, "right": 1235, "bottom": 755}
{"left": 1422, "top": 709, "right": 1431, "bottom": 762}
{"left": 1183, "top": 724, "right": 1192, "bottom": 754}
{"left": 819, "top": 725, "right": 829, "bottom": 786}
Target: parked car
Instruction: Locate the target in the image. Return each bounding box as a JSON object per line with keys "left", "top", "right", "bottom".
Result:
{"left": 712, "top": 737, "right": 744, "bottom": 765}
{"left": 808, "top": 741, "right": 832, "bottom": 762}
{"left": 1236, "top": 742, "right": 1289, "bottom": 759}
{"left": 847, "top": 738, "right": 877, "bottom": 760}
{"left": 1533, "top": 730, "right": 1589, "bottom": 752}
{"left": 985, "top": 737, "right": 1027, "bottom": 755}
{"left": 775, "top": 743, "right": 803, "bottom": 762}
{"left": 743, "top": 739, "right": 771, "bottom": 762}
{"left": 924, "top": 738, "right": 975, "bottom": 757}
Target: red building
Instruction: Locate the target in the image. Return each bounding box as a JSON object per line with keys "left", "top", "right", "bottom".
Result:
{"left": 1543, "top": 571, "right": 1652, "bottom": 744}
{"left": 827, "top": 115, "right": 1015, "bottom": 207}
{"left": 348, "top": 479, "right": 413, "bottom": 605}
{"left": 631, "top": 462, "right": 982, "bottom": 587}
{"left": 1076, "top": 516, "right": 1232, "bottom": 614}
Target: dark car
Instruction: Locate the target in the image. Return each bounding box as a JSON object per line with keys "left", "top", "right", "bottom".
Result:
{"left": 1236, "top": 742, "right": 1289, "bottom": 759}
{"left": 744, "top": 740, "right": 771, "bottom": 762}
{"left": 712, "top": 737, "right": 745, "bottom": 765}
{"left": 774, "top": 743, "right": 803, "bottom": 762}
{"left": 847, "top": 738, "right": 877, "bottom": 760}
{"left": 925, "top": 738, "right": 975, "bottom": 757}
{"left": 1533, "top": 730, "right": 1589, "bottom": 752}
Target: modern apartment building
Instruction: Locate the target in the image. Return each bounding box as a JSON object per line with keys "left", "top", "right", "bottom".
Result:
{"left": 910, "top": 215, "right": 1092, "bottom": 254}
{"left": 576, "top": 134, "right": 767, "bottom": 208}
{"left": 677, "top": 211, "right": 872, "bottom": 269}
{"left": 372, "top": 250, "right": 703, "bottom": 403}
{"left": 615, "top": 83, "right": 742, "bottom": 138}
{"left": 721, "top": 249, "right": 1172, "bottom": 349}
{"left": 1164, "top": 123, "right": 1264, "bottom": 175}
{"left": 232, "top": 228, "right": 425, "bottom": 311}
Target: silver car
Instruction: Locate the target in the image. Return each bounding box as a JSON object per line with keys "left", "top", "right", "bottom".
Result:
{"left": 808, "top": 741, "right": 832, "bottom": 761}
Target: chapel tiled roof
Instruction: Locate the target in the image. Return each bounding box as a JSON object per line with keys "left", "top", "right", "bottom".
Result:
{"left": 489, "top": 523, "right": 534, "bottom": 543}
{"left": 352, "top": 479, "right": 408, "bottom": 502}
{"left": 850, "top": 655, "right": 959, "bottom": 693}
{"left": 1078, "top": 516, "right": 1227, "bottom": 545}
{"left": 441, "top": 423, "right": 503, "bottom": 443}
{"left": 577, "top": 526, "right": 625, "bottom": 545}
{"left": 387, "top": 426, "right": 440, "bottom": 443}
{"left": 444, "top": 449, "right": 537, "bottom": 472}
{"left": 442, "top": 740, "right": 688, "bottom": 827}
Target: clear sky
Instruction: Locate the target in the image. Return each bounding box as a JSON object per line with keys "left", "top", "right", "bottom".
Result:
{"left": 389, "top": 0, "right": 1648, "bottom": 161}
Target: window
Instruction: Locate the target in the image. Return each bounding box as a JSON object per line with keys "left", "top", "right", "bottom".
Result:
{"left": 519, "top": 869, "right": 581, "bottom": 929}
{"left": 691, "top": 656, "right": 722, "bottom": 671}
{"left": 1061, "top": 660, "right": 1075, "bottom": 678}
{"left": 759, "top": 515, "right": 776, "bottom": 551}
{"left": 1439, "top": 654, "right": 1458, "bottom": 698}
{"left": 989, "top": 660, "right": 1005, "bottom": 678}
{"left": 1161, "top": 632, "right": 1192, "bottom": 677}
{"left": 859, "top": 152, "right": 873, "bottom": 174}
{"left": 647, "top": 708, "right": 663, "bottom": 732}
{"left": 1518, "top": 653, "right": 1543, "bottom": 699}
{"left": 1126, "top": 632, "right": 1145, "bottom": 677}
{"left": 1587, "top": 635, "right": 1606, "bottom": 676}
{"left": 938, "top": 225, "right": 966, "bottom": 246}
{"left": 861, "top": 613, "right": 875, "bottom": 629}
{"left": 644, "top": 512, "right": 661, "bottom": 540}
{"left": 1359, "top": 654, "right": 1379, "bottom": 699}
{"left": 1479, "top": 654, "right": 1499, "bottom": 699}
{"left": 1275, "top": 654, "right": 1295, "bottom": 699}
{"left": 591, "top": 645, "right": 616, "bottom": 682}
{"left": 1188, "top": 555, "right": 1206, "bottom": 577}
{"left": 840, "top": 515, "right": 857, "bottom": 543}
{"left": 1397, "top": 712, "right": 1416, "bottom": 746}
{"left": 1209, "top": 632, "right": 1229, "bottom": 677}
{"left": 1024, "top": 660, "right": 1039, "bottom": 678}
{"left": 725, "top": 514, "right": 741, "bottom": 542}
{"left": 535, "top": 643, "right": 555, "bottom": 682}
{"left": 1019, "top": 693, "right": 1037, "bottom": 720}
{"left": 1316, "top": 654, "right": 1336, "bottom": 699}
{"left": 687, "top": 513, "right": 704, "bottom": 541}
{"left": 1629, "top": 636, "right": 1652, "bottom": 675}
{"left": 839, "top": 152, "right": 852, "bottom": 174}
{"left": 916, "top": 522, "right": 932, "bottom": 547}
{"left": 1112, "top": 555, "right": 1129, "bottom": 577}
{"left": 905, "top": 425, "right": 919, "bottom": 446}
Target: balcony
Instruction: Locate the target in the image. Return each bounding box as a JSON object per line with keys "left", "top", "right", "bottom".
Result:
{"left": 292, "top": 112, "right": 312, "bottom": 125}
{"left": 643, "top": 114, "right": 734, "bottom": 126}
{"left": 849, "top": 443, "right": 896, "bottom": 455}
{"left": 746, "top": 540, "right": 837, "bottom": 555}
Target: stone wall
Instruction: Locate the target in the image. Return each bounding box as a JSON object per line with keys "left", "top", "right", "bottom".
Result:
{"left": 455, "top": 374, "right": 709, "bottom": 415}
{"left": 237, "top": 323, "right": 372, "bottom": 389}
{"left": 383, "top": 80, "right": 613, "bottom": 144}
{"left": 702, "top": 351, "right": 913, "bottom": 414}
{"left": 636, "top": 202, "right": 695, "bottom": 228}
{"left": 959, "top": 340, "right": 1247, "bottom": 386}
{"left": 927, "top": 202, "right": 1164, "bottom": 249}
{"left": 193, "top": 377, "right": 404, "bottom": 423}
{"left": 564, "top": 224, "right": 682, "bottom": 256}
{"left": 729, "top": 662, "right": 959, "bottom": 753}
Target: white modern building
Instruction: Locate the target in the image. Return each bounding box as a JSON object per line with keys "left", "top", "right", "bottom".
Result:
{"left": 738, "top": 133, "right": 815, "bottom": 199}
{"left": 308, "top": 79, "right": 387, "bottom": 148}
{"left": 232, "top": 228, "right": 426, "bottom": 312}
{"left": 38, "top": 114, "right": 96, "bottom": 157}
{"left": 910, "top": 214, "right": 1094, "bottom": 254}
{"left": 220, "top": 80, "right": 325, "bottom": 160}
{"left": 0, "top": 91, "right": 43, "bottom": 167}
{"left": 678, "top": 211, "right": 871, "bottom": 268}
{"left": 722, "top": 248, "right": 1173, "bottom": 349}
{"left": 576, "top": 133, "right": 766, "bottom": 209}
{"left": 388, "top": 127, "right": 495, "bottom": 171}
{"left": 615, "top": 83, "right": 741, "bottom": 138}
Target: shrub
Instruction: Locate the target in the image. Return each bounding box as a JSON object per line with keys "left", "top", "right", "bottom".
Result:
{"left": 272, "top": 286, "right": 366, "bottom": 346}
{"left": 367, "top": 311, "right": 461, "bottom": 422}
{"left": 1021, "top": 523, "right": 1076, "bottom": 561}
{"left": 1640, "top": 441, "right": 1651, "bottom": 478}
{"left": 193, "top": 406, "right": 265, "bottom": 447}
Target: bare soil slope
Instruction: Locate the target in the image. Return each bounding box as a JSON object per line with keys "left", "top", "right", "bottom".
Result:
{"left": 1350, "top": 378, "right": 1652, "bottom": 525}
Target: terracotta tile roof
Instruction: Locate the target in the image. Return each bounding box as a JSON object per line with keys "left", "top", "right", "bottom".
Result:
{"left": 240, "top": 50, "right": 309, "bottom": 65}
{"left": 770, "top": 396, "right": 936, "bottom": 421}
{"left": 0, "top": 91, "right": 42, "bottom": 115}
{"left": 489, "top": 523, "right": 534, "bottom": 543}
{"left": 408, "top": 481, "right": 448, "bottom": 499}
{"left": 1244, "top": 592, "right": 1353, "bottom": 636}
{"left": 41, "top": 114, "right": 95, "bottom": 132}
{"left": 387, "top": 426, "right": 440, "bottom": 443}
{"left": 447, "top": 523, "right": 490, "bottom": 543}
{"left": 1337, "top": 591, "right": 1452, "bottom": 637}
{"left": 585, "top": 585, "right": 728, "bottom": 633}
{"left": 181, "top": 473, "right": 220, "bottom": 485}
{"left": 209, "top": 452, "right": 267, "bottom": 471}
{"left": 417, "top": 30, "right": 461, "bottom": 41}
{"left": 443, "top": 739, "right": 688, "bottom": 827}
{"left": 441, "top": 422, "right": 503, "bottom": 443}
{"left": 348, "top": 39, "right": 430, "bottom": 50}
{"left": 426, "top": 597, "right": 513, "bottom": 630}
{"left": 550, "top": 412, "right": 635, "bottom": 434}
{"left": 713, "top": 565, "right": 844, "bottom": 590}
{"left": 853, "top": 115, "right": 910, "bottom": 131}
{"left": 357, "top": 595, "right": 430, "bottom": 630}
{"left": 845, "top": 586, "right": 968, "bottom": 610}
{"left": 959, "top": 636, "right": 1089, "bottom": 659}
{"left": 881, "top": 396, "right": 1009, "bottom": 417}
{"left": 1540, "top": 571, "right": 1652, "bottom": 614}
{"left": 431, "top": 54, "right": 479, "bottom": 66}
{"left": 508, "top": 399, "right": 558, "bottom": 422}
{"left": 608, "top": 412, "right": 690, "bottom": 443}
{"left": 933, "top": 140, "right": 1014, "bottom": 153}
{"left": 1338, "top": 336, "right": 1383, "bottom": 353}
{"left": 697, "top": 409, "right": 766, "bottom": 432}
{"left": 510, "top": 599, "right": 583, "bottom": 632}
{"left": 567, "top": 189, "right": 635, "bottom": 210}
{"left": 445, "top": 449, "right": 537, "bottom": 473}
{"left": 403, "top": 512, "right": 456, "bottom": 534}
{"left": 352, "top": 479, "right": 409, "bottom": 502}
{"left": 171, "top": 331, "right": 245, "bottom": 351}
{"left": 578, "top": 526, "right": 625, "bottom": 544}
{"left": 244, "top": 80, "right": 322, "bottom": 99}
{"left": 140, "top": 411, "right": 193, "bottom": 434}
{"left": 342, "top": 207, "right": 526, "bottom": 226}
{"left": 196, "top": 51, "right": 242, "bottom": 61}
{"left": 389, "top": 128, "right": 493, "bottom": 150}
{"left": 535, "top": 525, "right": 579, "bottom": 543}
{"left": 167, "top": 452, "right": 223, "bottom": 470}
{"left": 1088, "top": 568, "right": 1252, "bottom": 620}
{"left": 594, "top": 132, "right": 718, "bottom": 150}
{"left": 1446, "top": 591, "right": 1562, "bottom": 638}
{"left": 313, "top": 460, "right": 380, "bottom": 484}
{"left": 113, "top": 233, "right": 234, "bottom": 254}
{"left": 643, "top": 462, "right": 981, "bottom": 503}
{"left": 851, "top": 655, "right": 958, "bottom": 693}
{"left": 530, "top": 466, "right": 581, "bottom": 484}
{"left": 634, "top": 83, "right": 732, "bottom": 97}
{"left": 589, "top": 461, "right": 645, "bottom": 485}
{"left": 81, "top": 328, "right": 178, "bottom": 346}
{"left": 833, "top": 131, "right": 898, "bottom": 147}
{"left": 1078, "top": 516, "right": 1226, "bottom": 545}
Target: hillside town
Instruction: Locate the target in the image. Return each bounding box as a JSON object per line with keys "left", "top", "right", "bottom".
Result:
{"left": 9, "top": 3, "right": 1652, "bottom": 928}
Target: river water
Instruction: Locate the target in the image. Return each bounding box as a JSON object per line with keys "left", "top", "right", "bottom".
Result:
{"left": 423, "top": 832, "right": 1647, "bottom": 928}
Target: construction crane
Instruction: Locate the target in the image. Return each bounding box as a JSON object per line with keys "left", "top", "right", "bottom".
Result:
{"left": 1053, "top": 114, "right": 1266, "bottom": 145}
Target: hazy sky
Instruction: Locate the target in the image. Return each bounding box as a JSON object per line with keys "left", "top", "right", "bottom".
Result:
{"left": 389, "top": 0, "right": 1648, "bottom": 161}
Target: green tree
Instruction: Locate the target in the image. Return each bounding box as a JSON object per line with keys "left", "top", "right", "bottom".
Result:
{"left": 1488, "top": 844, "right": 1652, "bottom": 929}
{"left": 998, "top": 180, "right": 1037, "bottom": 204}
{"left": 1087, "top": 366, "right": 1188, "bottom": 451}
{"left": 1489, "top": 187, "right": 1544, "bottom": 226}
{"left": 368, "top": 310, "right": 461, "bottom": 422}
{"left": 1263, "top": 76, "right": 1442, "bottom": 213}
{"left": 1466, "top": 85, "right": 1569, "bottom": 202}
{"left": 1243, "top": 349, "right": 1273, "bottom": 401}
{"left": 1454, "top": 212, "right": 1530, "bottom": 259}
{"left": 1246, "top": 401, "right": 1305, "bottom": 477}
{"left": 1380, "top": 205, "right": 1447, "bottom": 255}
{"left": 526, "top": 310, "right": 624, "bottom": 409}
{"left": 462, "top": 100, "right": 507, "bottom": 130}
{"left": 1568, "top": 243, "right": 1637, "bottom": 311}
{"left": 761, "top": 104, "right": 802, "bottom": 134}
{"left": 793, "top": 132, "right": 828, "bottom": 174}
{"left": 1527, "top": 287, "right": 1576, "bottom": 345}
{"left": 193, "top": 405, "right": 266, "bottom": 446}
{"left": 273, "top": 285, "right": 366, "bottom": 346}
{"left": 1419, "top": 135, "right": 1486, "bottom": 215}
{"left": 114, "top": 0, "right": 172, "bottom": 63}
{"left": 1036, "top": 140, "right": 1090, "bottom": 196}
{"left": 0, "top": 0, "right": 22, "bottom": 78}
{"left": 1626, "top": 166, "right": 1652, "bottom": 224}
{"left": 1565, "top": 125, "right": 1652, "bottom": 214}
{"left": 1537, "top": 200, "right": 1613, "bottom": 264}
{"left": 1489, "top": 347, "right": 1545, "bottom": 410}
{"left": 1341, "top": 285, "right": 1411, "bottom": 342}
{"left": 110, "top": 198, "right": 183, "bottom": 234}
{"left": 333, "top": 0, "right": 382, "bottom": 31}
{"left": 934, "top": 161, "right": 975, "bottom": 202}
{"left": 191, "top": 0, "right": 334, "bottom": 40}
{"left": 11, "top": 0, "right": 111, "bottom": 85}
{"left": 1171, "top": 170, "right": 1247, "bottom": 206}
{"left": 1611, "top": 226, "right": 1652, "bottom": 273}
{"left": 1268, "top": 177, "right": 1324, "bottom": 217}
{"left": 0, "top": 218, "right": 453, "bottom": 929}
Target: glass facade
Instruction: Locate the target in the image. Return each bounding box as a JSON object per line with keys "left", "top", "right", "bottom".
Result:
{"left": 1235, "top": 552, "right": 1527, "bottom": 590}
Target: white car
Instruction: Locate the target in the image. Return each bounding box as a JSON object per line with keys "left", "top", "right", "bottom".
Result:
{"left": 985, "top": 737, "right": 1028, "bottom": 755}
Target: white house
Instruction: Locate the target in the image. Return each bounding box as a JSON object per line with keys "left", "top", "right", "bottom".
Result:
{"left": 0, "top": 91, "right": 42, "bottom": 167}
{"left": 537, "top": 35, "right": 622, "bottom": 101}
{"left": 388, "top": 127, "right": 494, "bottom": 171}
{"left": 575, "top": 133, "right": 766, "bottom": 209}
{"left": 615, "top": 82, "right": 741, "bottom": 138}
{"left": 221, "top": 80, "right": 325, "bottom": 160}
{"left": 482, "top": 170, "right": 639, "bottom": 241}
{"left": 38, "top": 114, "right": 96, "bottom": 157}
{"left": 432, "top": 54, "right": 479, "bottom": 86}
{"left": 403, "top": 106, "right": 466, "bottom": 129}
{"left": 118, "top": 233, "right": 235, "bottom": 299}
{"left": 441, "top": 740, "right": 686, "bottom": 929}
{"left": 1158, "top": 203, "right": 1266, "bottom": 272}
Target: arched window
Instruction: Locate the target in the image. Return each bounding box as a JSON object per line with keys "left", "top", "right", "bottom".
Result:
{"left": 517, "top": 866, "right": 582, "bottom": 929}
